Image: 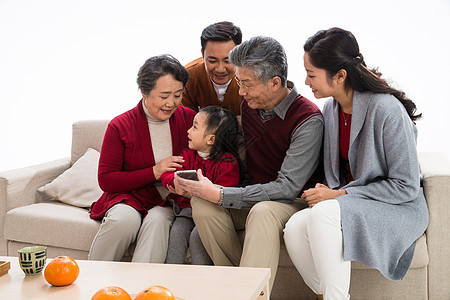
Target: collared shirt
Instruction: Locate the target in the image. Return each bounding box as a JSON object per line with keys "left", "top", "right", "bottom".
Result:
{"left": 260, "top": 81, "right": 298, "bottom": 120}
{"left": 223, "top": 82, "right": 324, "bottom": 208}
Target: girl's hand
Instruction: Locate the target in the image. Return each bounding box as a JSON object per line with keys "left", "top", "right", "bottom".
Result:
{"left": 301, "top": 185, "right": 344, "bottom": 207}
{"left": 175, "top": 169, "right": 221, "bottom": 204}
{"left": 153, "top": 156, "right": 185, "bottom": 180}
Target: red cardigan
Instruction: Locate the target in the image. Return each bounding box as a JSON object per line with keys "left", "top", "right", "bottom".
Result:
{"left": 160, "top": 149, "right": 240, "bottom": 208}
{"left": 89, "top": 101, "right": 196, "bottom": 219}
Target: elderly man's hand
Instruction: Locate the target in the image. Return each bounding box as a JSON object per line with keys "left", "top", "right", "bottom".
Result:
{"left": 175, "top": 169, "right": 221, "bottom": 204}
{"left": 167, "top": 183, "right": 192, "bottom": 199}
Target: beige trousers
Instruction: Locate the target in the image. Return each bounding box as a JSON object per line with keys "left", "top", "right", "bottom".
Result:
{"left": 191, "top": 196, "right": 306, "bottom": 290}
{"left": 88, "top": 203, "right": 174, "bottom": 263}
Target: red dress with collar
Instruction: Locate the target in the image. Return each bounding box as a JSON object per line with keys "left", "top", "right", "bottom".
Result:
{"left": 89, "top": 101, "right": 196, "bottom": 219}
{"left": 160, "top": 149, "right": 240, "bottom": 208}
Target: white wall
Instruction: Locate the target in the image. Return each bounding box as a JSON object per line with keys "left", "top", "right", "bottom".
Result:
{"left": 1, "top": 0, "right": 449, "bottom": 172}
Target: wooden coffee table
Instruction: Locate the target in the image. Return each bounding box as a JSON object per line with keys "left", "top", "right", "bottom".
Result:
{"left": 0, "top": 256, "right": 270, "bottom": 300}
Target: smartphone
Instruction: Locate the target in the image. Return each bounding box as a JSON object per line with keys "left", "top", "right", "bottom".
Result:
{"left": 176, "top": 170, "right": 199, "bottom": 181}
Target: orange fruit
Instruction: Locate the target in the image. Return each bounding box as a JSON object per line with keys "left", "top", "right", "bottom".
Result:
{"left": 91, "top": 286, "right": 132, "bottom": 300}
{"left": 44, "top": 256, "right": 79, "bottom": 286}
{"left": 135, "top": 285, "right": 175, "bottom": 300}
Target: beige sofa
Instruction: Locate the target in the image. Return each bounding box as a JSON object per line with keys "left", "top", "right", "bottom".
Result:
{"left": 1, "top": 120, "right": 449, "bottom": 299}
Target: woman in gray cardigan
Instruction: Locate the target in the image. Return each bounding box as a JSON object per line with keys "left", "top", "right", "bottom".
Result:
{"left": 283, "top": 27, "right": 428, "bottom": 299}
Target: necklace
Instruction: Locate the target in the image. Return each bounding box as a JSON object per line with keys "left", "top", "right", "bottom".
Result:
{"left": 342, "top": 113, "right": 349, "bottom": 126}
{"left": 340, "top": 107, "right": 351, "bottom": 126}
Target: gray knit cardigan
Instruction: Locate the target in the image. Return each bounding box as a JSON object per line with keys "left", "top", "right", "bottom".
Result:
{"left": 323, "top": 91, "right": 429, "bottom": 281}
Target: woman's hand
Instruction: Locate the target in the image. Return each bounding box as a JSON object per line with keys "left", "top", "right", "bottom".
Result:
{"left": 301, "top": 183, "right": 345, "bottom": 207}
{"left": 153, "top": 156, "right": 185, "bottom": 180}
{"left": 174, "top": 169, "right": 221, "bottom": 204}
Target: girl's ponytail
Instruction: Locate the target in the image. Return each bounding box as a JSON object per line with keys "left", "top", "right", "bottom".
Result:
{"left": 200, "top": 106, "right": 244, "bottom": 185}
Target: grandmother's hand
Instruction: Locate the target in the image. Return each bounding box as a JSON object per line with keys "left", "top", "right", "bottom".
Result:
{"left": 175, "top": 169, "right": 221, "bottom": 204}
{"left": 153, "top": 156, "right": 184, "bottom": 180}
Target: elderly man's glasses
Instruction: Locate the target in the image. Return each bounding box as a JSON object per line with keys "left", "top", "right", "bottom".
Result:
{"left": 235, "top": 77, "right": 260, "bottom": 91}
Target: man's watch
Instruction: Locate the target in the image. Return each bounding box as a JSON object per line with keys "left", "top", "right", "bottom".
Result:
{"left": 217, "top": 187, "right": 224, "bottom": 206}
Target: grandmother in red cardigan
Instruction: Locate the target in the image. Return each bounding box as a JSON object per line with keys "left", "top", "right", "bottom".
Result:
{"left": 88, "top": 55, "right": 196, "bottom": 263}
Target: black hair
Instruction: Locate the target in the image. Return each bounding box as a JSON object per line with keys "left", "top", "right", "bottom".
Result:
{"left": 200, "top": 106, "right": 244, "bottom": 185}
{"left": 200, "top": 21, "right": 242, "bottom": 53}
{"left": 304, "top": 27, "right": 421, "bottom": 122}
{"left": 137, "top": 54, "right": 189, "bottom": 95}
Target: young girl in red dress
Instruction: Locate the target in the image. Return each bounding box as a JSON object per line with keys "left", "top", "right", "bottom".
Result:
{"left": 161, "top": 105, "right": 242, "bottom": 264}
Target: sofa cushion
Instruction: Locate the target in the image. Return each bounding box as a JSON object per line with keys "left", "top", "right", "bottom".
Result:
{"left": 4, "top": 202, "right": 100, "bottom": 251}
{"left": 37, "top": 148, "right": 103, "bottom": 208}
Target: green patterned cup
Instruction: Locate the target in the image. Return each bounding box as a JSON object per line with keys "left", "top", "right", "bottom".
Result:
{"left": 17, "top": 246, "right": 47, "bottom": 275}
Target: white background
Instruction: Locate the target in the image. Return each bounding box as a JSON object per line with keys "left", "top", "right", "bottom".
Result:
{"left": 1, "top": 0, "right": 449, "bottom": 172}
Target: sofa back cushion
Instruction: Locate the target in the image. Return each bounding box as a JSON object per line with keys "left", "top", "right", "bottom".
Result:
{"left": 71, "top": 120, "right": 109, "bottom": 165}
{"left": 38, "top": 148, "right": 103, "bottom": 208}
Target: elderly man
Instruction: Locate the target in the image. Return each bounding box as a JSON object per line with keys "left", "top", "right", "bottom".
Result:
{"left": 182, "top": 21, "right": 243, "bottom": 116}
{"left": 176, "top": 36, "right": 324, "bottom": 293}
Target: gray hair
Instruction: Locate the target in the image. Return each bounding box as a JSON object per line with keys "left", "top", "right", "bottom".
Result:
{"left": 229, "top": 36, "right": 288, "bottom": 87}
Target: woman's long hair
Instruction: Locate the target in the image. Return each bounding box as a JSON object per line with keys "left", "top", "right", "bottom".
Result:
{"left": 304, "top": 27, "right": 421, "bottom": 122}
{"left": 200, "top": 106, "right": 244, "bottom": 185}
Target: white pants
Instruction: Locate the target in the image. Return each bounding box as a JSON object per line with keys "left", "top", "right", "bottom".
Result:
{"left": 283, "top": 200, "right": 351, "bottom": 300}
{"left": 88, "top": 203, "right": 174, "bottom": 263}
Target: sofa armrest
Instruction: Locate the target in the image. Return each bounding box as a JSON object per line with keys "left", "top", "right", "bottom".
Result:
{"left": 0, "top": 157, "right": 70, "bottom": 255}
{"left": 418, "top": 152, "right": 450, "bottom": 300}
